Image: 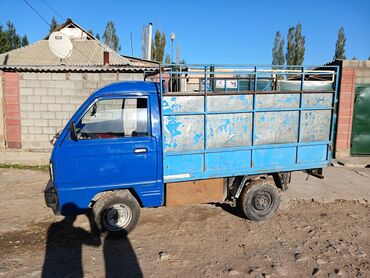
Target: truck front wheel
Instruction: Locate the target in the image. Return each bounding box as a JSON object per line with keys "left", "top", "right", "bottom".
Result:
{"left": 238, "top": 179, "right": 280, "bottom": 221}
{"left": 92, "top": 190, "right": 141, "bottom": 237}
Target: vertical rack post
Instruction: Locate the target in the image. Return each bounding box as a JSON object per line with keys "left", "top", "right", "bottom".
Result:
{"left": 204, "top": 66, "right": 208, "bottom": 171}
{"left": 251, "top": 66, "right": 257, "bottom": 167}
{"left": 296, "top": 66, "right": 305, "bottom": 163}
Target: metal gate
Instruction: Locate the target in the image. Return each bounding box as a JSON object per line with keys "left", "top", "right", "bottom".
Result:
{"left": 352, "top": 85, "right": 370, "bottom": 155}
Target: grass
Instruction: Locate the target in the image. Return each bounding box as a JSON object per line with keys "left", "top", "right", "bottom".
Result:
{"left": 0, "top": 163, "right": 49, "bottom": 171}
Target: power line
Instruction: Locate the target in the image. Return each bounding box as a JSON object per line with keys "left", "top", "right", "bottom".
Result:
{"left": 40, "top": 0, "right": 65, "bottom": 21}
{"left": 23, "top": 0, "right": 51, "bottom": 28}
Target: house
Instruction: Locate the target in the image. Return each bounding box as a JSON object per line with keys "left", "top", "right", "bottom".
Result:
{"left": 0, "top": 19, "right": 158, "bottom": 150}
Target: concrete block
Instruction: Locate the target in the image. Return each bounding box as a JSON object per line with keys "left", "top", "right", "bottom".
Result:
{"left": 48, "top": 119, "right": 62, "bottom": 127}
{"left": 33, "top": 88, "right": 48, "bottom": 96}
{"left": 62, "top": 104, "right": 76, "bottom": 112}
{"left": 70, "top": 97, "right": 84, "bottom": 104}
{"left": 22, "top": 119, "right": 35, "bottom": 127}
{"left": 27, "top": 95, "right": 41, "bottom": 103}
{"left": 28, "top": 111, "right": 42, "bottom": 119}
{"left": 34, "top": 103, "right": 48, "bottom": 112}
{"left": 56, "top": 112, "right": 70, "bottom": 120}
{"left": 20, "top": 88, "right": 33, "bottom": 96}
{"left": 20, "top": 95, "right": 28, "bottom": 104}
{"left": 55, "top": 96, "right": 70, "bottom": 104}
{"left": 70, "top": 73, "right": 83, "bottom": 81}
{"left": 22, "top": 72, "right": 37, "bottom": 80}
{"left": 37, "top": 73, "right": 52, "bottom": 80}
{"left": 34, "top": 119, "right": 49, "bottom": 127}
{"left": 19, "top": 80, "right": 28, "bottom": 87}
{"left": 83, "top": 80, "right": 98, "bottom": 89}
{"left": 98, "top": 81, "right": 111, "bottom": 87}
{"left": 29, "top": 126, "right": 42, "bottom": 134}
{"left": 21, "top": 104, "right": 34, "bottom": 111}
{"left": 86, "top": 73, "right": 100, "bottom": 81}
{"left": 355, "top": 77, "right": 370, "bottom": 84}
{"left": 52, "top": 73, "right": 66, "bottom": 80}
{"left": 62, "top": 88, "right": 77, "bottom": 96}
{"left": 39, "top": 80, "right": 55, "bottom": 88}
{"left": 47, "top": 103, "right": 62, "bottom": 112}
{"left": 41, "top": 95, "right": 55, "bottom": 104}
{"left": 48, "top": 88, "right": 62, "bottom": 96}
{"left": 101, "top": 73, "right": 118, "bottom": 81}
{"left": 43, "top": 127, "right": 57, "bottom": 135}
{"left": 26, "top": 80, "right": 40, "bottom": 88}
{"left": 42, "top": 112, "right": 56, "bottom": 119}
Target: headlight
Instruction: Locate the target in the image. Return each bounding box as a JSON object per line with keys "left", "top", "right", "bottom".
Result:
{"left": 49, "top": 162, "right": 54, "bottom": 183}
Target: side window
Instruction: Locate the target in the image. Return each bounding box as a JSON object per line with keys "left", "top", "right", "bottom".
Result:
{"left": 77, "top": 98, "right": 148, "bottom": 140}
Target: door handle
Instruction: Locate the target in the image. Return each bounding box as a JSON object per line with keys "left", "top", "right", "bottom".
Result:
{"left": 134, "top": 148, "right": 148, "bottom": 154}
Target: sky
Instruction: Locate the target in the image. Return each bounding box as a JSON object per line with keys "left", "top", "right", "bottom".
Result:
{"left": 0, "top": 0, "right": 369, "bottom": 65}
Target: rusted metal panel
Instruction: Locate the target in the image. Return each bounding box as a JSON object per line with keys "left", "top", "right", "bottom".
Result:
{"left": 165, "top": 178, "right": 224, "bottom": 207}
{"left": 254, "top": 111, "right": 299, "bottom": 145}
{"left": 301, "top": 110, "right": 331, "bottom": 142}
{"left": 207, "top": 113, "right": 252, "bottom": 148}
{"left": 256, "top": 93, "right": 299, "bottom": 109}
{"left": 163, "top": 96, "right": 204, "bottom": 114}
{"left": 163, "top": 115, "right": 204, "bottom": 152}
{"left": 302, "top": 93, "right": 333, "bottom": 108}
{"left": 207, "top": 95, "right": 253, "bottom": 112}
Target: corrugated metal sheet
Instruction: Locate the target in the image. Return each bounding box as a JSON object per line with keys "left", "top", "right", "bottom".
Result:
{"left": 0, "top": 65, "right": 158, "bottom": 72}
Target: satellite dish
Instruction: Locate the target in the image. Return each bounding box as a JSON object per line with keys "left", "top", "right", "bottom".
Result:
{"left": 48, "top": 31, "right": 73, "bottom": 59}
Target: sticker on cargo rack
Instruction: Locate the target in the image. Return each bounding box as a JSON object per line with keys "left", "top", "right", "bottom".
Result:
{"left": 164, "top": 174, "right": 191, "bottom": 180}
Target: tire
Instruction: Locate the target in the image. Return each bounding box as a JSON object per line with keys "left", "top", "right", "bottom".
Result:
{"left": 238, "top": 178, "right": 280, "bottom": 221}
{"left": 92, "top": 190, "right": 141, "bottom": 237}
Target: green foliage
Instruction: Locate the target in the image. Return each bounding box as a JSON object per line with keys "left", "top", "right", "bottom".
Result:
{"left": 272, "top": 31, "right": 285, "bottom": 66}
{"left": 334, "top": 27, "right": 346, "bottom": 60}
{"left": 164, "top": 54, "right": 171, "bottom": 64}
{"left": 141, "top": 25, "right": 148, "bottom": 59}
{"left": 352, "top": 57, "right": 357, "bottom": 60}
{"left": 95, "top": 33, "right": 100, "bottom": 40}
{"left": 152, "top": 30, "right": 166, "bottom": 62}
{"left": 0, "top": 21, "right": 28, "bottom": 54}
{"left": 285, "top": 24, "right": 305, "bottom": 66}
{"left": 294, "top": 23, "right": 305, "bottom": 65}
{"left": 103, "top": 20, "right": 121, "bottom": 52}
{"left": 49, "top": 17, "right": 58, "bottom": 34}
{"left": 21, "top": 35, "right": 29, "bottom": 46}
{"left": 286, "top": 27, "right": 295, "bottom": 65}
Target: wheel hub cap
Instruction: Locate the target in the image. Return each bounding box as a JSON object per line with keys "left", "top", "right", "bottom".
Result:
{"left": 103, "top": 203, "right": 132, "bottom": 231}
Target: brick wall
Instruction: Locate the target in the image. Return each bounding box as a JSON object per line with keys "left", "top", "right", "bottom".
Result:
{"left": 3, "top": 72, "right": 22, "bottom": 148}
{"left": 18, "top": 71, "right": 143, "bottom": 150}
{"left": 0, "top": 72, "right": 4, "bottom": 148}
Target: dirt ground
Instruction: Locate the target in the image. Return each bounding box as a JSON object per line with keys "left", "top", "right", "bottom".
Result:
{"left": 0, "top": 167, "right": 369, "bottom": 278}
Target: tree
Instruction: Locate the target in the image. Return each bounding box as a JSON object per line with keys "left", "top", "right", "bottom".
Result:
{"left": 0, "top": 21, "right": 28, "bottom": 54}
{"left": 176, "top": 45, "right": 181, "bottom": 64}
{"left": 286, "top": 27, "right": 295, "bottom": 65}
{"left": 21, "top": 35, "right": 29, "bottom": 46}
{"left": 294, "top": 23, "right": 305, "bottom": 65}
{"left": 272, "top": 31, "right": 281, "bottom": 65}
{"left": 285, "top": 24, "right": 305, "bottom": 66}
{"left": 141, "top": 25, "right": 148, "bottom": 59}
{"left": 49, "top": 17, "right": 58, "bottom": 34}
{"left": 334, "top": 27, "right": 346, "bottom": 60}
{"left": 95, "top": 33, "right": 100, "bottom": 40}
{"left": 152, "top": 30, "right": 165, "bottom": 62}
{"left": 278, "top": 38, "right": 285, "bottom": 65}
{"left": 103, "top": 20, "right": 121, "bottom": 51}
{"left": 164, "top": 54, "right": 170, "bottom": 64}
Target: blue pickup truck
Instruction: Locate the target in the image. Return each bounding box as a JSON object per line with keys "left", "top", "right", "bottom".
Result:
{"left": 45, "top": 64, "right": 339, "bottom": 237}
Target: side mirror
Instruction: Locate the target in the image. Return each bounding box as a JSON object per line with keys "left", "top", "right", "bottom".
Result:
{"left": 70, "top": 122, "right": 78, "bottom": 141}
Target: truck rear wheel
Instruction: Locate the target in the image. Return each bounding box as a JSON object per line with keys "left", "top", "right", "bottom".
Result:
{"left": 238, "top": 179, "right": 280, "bottom": 221}
{"left": 92, "top": 190, "right": 141, "bottom": 237}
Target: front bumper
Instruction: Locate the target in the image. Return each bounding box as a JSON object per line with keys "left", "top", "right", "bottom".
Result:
{"left": 44, "top": 180, "right": 60, "bottom": 215}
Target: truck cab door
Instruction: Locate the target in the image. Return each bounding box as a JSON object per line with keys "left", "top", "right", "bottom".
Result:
{"left": 56, "top": 95, "right": 162, "bottom": 207}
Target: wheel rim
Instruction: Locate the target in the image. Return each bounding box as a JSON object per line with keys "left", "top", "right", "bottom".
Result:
{"left": 103, "top": 203, "right": 132, "bottom": 231}
{"left": 252, "top": 190, "right": 273, "bottom": 211}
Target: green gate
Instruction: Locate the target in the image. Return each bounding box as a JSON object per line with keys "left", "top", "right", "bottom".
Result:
{"left": 351, "top": 84, "right": 370, "bottom": 155}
